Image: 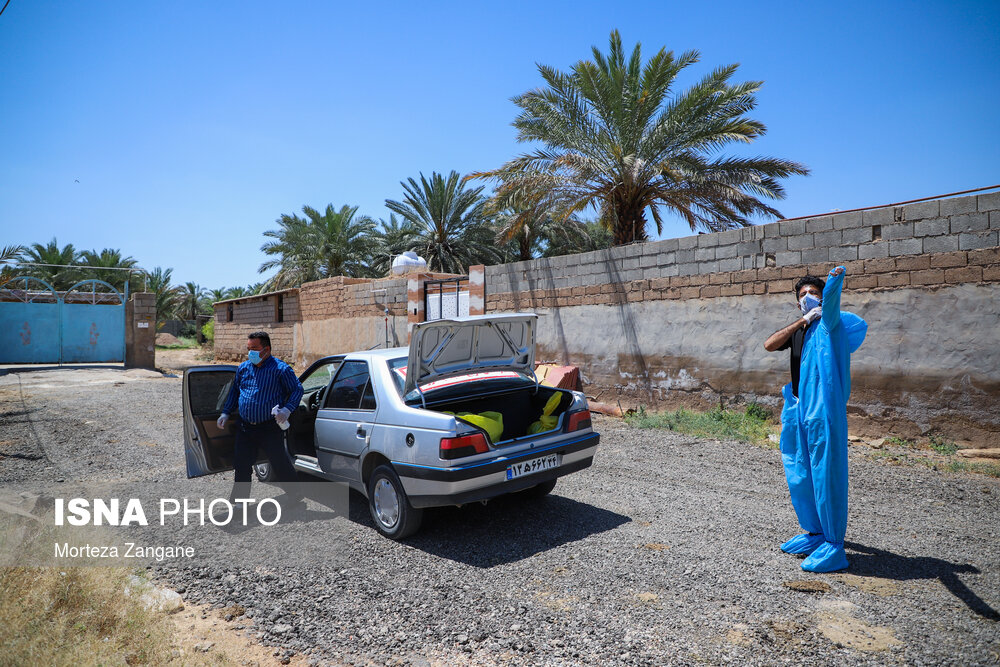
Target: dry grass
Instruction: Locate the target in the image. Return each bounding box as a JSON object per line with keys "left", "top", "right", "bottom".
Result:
{"left": 0, "top": 566, "right": 175, "bottom": 666}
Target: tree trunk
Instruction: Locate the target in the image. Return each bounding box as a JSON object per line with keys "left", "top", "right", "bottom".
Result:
{"left": 611, "top": 196, "right": 649, "bottom": 245}
{"left": 518, "top": 235, "right": 532, "bottom": 262}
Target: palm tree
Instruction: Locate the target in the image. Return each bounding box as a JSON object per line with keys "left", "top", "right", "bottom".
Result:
{"left": 0, "top": 245, "right": 25, "bottom": 287}
{"left": 543, "top": 219, "right": 613, "bottom": 257}
{"left": 145, "top": 266, "right": 181, "bottom": 326}
{"left": 80, "top": 248, "right": 139, "bottom": 294}
{"left": 178, "top": 282, "right": 207, "bottom": 320}
{"left": 259, "top": 204, "right": 379, "bottom": 289}
{"left": 385, "top": 171, "right": 500, "bottom": 274}
{"left": 369, "top": 214, "right": 419, "bottom": 276}
{"left": 207, "top": 287, "right": 228, "bottom": 305}
{"left": 491, "top": 201, "right": 593, "bottom": 262}
{"left": 19, "top": 238, "right": 81, "bottom": 290}
{"left": 258, "top": 212, "right": 322, "bottom": 289}
{"left": 224, "top": 284, "right": 265, "bottom": 299}
{"left": 471, "top": 30, "right": 810, "bottom": 245}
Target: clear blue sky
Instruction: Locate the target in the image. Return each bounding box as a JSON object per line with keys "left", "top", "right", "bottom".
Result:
{"left": 2, "top": 0, "right": 998, "bottom": 290}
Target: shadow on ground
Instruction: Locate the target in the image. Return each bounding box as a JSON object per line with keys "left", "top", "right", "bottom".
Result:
{"left": 352, "top": 488, "right": 630, "bottom": 567}
{"left": 847, "top": 541, "right": 1000, "bottom": 621}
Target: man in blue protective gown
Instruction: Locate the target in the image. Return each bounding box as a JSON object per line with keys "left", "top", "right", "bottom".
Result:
{"left": 764, "top": 266, "right": 867, "bottom": 572}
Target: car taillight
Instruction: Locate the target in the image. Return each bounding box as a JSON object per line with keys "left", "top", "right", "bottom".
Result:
{"left": 565, "top": 409, "right": 592, "bottom": 432}
{"left": 439, "top": 432, "right": 490, "bottom": 460}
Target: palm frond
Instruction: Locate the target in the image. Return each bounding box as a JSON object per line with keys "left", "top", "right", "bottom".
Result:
{"left": 472, "top": 30, "right": 808, "bottom": 243}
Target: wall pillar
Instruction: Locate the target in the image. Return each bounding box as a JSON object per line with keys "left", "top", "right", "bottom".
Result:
{"left": 125, "top": 292, "right": 156, "bottom": 369}
{"left": 468, "top": 264, "right": 485, "bottom": 315}
{"left": 406, "top": 275, "right": 425, "bottom": 341}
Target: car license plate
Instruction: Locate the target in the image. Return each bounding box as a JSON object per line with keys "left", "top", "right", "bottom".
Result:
{"left": 506, "top": 453, "right": 562, "bottom": 480}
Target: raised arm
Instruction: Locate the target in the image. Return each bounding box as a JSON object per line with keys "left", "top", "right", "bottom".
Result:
{"left": 822, "top": 266, "right": 845, "bottom": 330}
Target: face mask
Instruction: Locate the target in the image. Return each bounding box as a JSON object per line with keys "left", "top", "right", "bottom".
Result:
{"left": 247, "top": 349, "right": 262, "bottom": 365}
{"left": 799, "top": 293, "right": 821, "bottom": 314}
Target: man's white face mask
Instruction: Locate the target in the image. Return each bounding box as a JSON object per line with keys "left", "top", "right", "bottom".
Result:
{"left": 799, "top": 293, "right": 821, "bottom": 314}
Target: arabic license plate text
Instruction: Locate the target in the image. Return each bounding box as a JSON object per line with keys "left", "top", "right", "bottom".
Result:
{"left": 506, "top": 453, "right": 562, "bottom": 480}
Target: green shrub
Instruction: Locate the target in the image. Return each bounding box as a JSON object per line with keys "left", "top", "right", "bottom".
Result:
{"left": 745, "top": 402, "right": 772, "bottom": 421}
{"left": 946, "top": 460, "right": 1000, "bottom": 478}
{"left": 201, "top": 317, "right": 214, "bottom": 342}
{"left": 627, "top": 405, "right": 774, "bottom": 444}
{"left": 928, "top": 435, "right": 959, "bottom": 456}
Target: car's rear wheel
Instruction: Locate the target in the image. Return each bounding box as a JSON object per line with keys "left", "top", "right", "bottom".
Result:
{"left": 522, "top": 478, "right": 557, "bottom": 497}
{"left": 367, "top": 464, "right": 423, "bottom": 540}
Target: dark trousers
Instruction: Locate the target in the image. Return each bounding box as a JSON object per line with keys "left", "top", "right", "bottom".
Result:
{"left": 233, "top": 420, "right": 298, "bottom": 485}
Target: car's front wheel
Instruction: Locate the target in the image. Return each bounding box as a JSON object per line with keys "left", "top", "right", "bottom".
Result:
{"left": 367, "top": 465, "right": 423, "bottom": 540}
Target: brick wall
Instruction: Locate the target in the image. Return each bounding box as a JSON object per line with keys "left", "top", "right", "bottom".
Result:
{"left": 481, "top": 191, "right": 1000, "bottom": 445}
{"left": 296, "top": 276, "right": 410, "bottom": 366}
{"left": 213, "top": 277, "right": 416, "bottom": 367}
{"left": 213, "top": 290, "right": 300, "bottom": 362}
{"left": 125, "top": 292, "right": 155, "bottom": 369}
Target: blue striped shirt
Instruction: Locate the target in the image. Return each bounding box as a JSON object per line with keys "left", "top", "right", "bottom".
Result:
{"left": 222, "top": 355, "right": 304, "bottom": 424}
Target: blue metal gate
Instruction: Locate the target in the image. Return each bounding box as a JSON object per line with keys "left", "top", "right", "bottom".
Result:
{"left": 61, "top": 280, "right": 126, "bottom": 362}
{"left": 0, "top": 277, "right": 61, "bottom": 363}
{"left": 0, "top": 278, "right": 126, "bottom": 364}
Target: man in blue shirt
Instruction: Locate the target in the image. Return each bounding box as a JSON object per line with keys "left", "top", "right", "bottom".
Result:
{"left": 217, "top": 331, "right": 304, "bottom": 492}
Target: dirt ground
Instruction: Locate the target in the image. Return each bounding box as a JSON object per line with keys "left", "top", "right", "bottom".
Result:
{"left": 2, "top": 364, "right": 998, "bottom": 665}
{"left": 155, "top": 346, "right": 218, "bottom": 374}
{"left": 167, "top": 600, "right": 310, "bottom": 666}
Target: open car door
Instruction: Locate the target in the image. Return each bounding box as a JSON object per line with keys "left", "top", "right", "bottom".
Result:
{"left": 183, "top": 365, "right": 241, "bottom": 478}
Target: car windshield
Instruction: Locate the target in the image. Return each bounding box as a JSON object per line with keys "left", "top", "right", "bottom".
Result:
{"left": 387, "top": 356, "right": 530, "bottom": 401}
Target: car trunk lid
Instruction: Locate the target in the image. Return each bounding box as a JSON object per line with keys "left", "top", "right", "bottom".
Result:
{"left": 404, "top": 313, "right": 537, "bottom": 397}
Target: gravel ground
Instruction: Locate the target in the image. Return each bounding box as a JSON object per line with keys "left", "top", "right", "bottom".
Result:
{"left": 1, "top": 365, "right": 998, "bottom": 666}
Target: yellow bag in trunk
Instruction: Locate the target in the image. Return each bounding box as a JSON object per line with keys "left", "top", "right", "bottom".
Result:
{"left": 443, "top": 411, "right": 504, "bottom": 443}
{"left": 527, "top": 393, "right": 563, "bottom": 435}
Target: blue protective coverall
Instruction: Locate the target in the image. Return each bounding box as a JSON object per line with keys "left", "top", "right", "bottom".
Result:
{"left": 779, "top": 267, "right": 867, "bottom": 572}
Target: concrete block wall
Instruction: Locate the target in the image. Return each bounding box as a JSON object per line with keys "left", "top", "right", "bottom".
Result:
{"left": 481, "top": 192, "right": 1000, "bottom": 445}
{"left": 484, "top": 193, "right": 1000, "bottom": 297}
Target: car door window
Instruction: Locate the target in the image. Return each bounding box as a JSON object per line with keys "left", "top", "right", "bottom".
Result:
{"left": 187, "top": 372, "right": 234, "bottom": 416}
{"left": 325, "top": 361, "right": 374, "bottom": 410}
{"left": 359, "top": 377, "right": 377, "bottom": 410}
{"left": 300, "top": 360, "right": 341, "bottom": 393}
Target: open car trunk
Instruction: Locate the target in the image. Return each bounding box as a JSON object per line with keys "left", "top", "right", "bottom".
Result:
{"left": 427, "top": 384, "right": 573, "bottom": 444}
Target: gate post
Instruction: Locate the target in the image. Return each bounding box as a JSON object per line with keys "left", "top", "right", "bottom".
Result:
{"left": 406, "top": 274, "right": 426, "bottom": 343}
{"left": 469, "top": 265, "right": 485, "bottom": 316}
{"left": 125, "top": 292, "right": 156, "bottom": 369}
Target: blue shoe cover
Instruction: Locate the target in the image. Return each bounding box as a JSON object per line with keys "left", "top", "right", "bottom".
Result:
{"left": 781, "top": 533, "right": 825, "bottom": 555}
{"left": 801, "top": 542, "right": 848, "bottom": 572}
